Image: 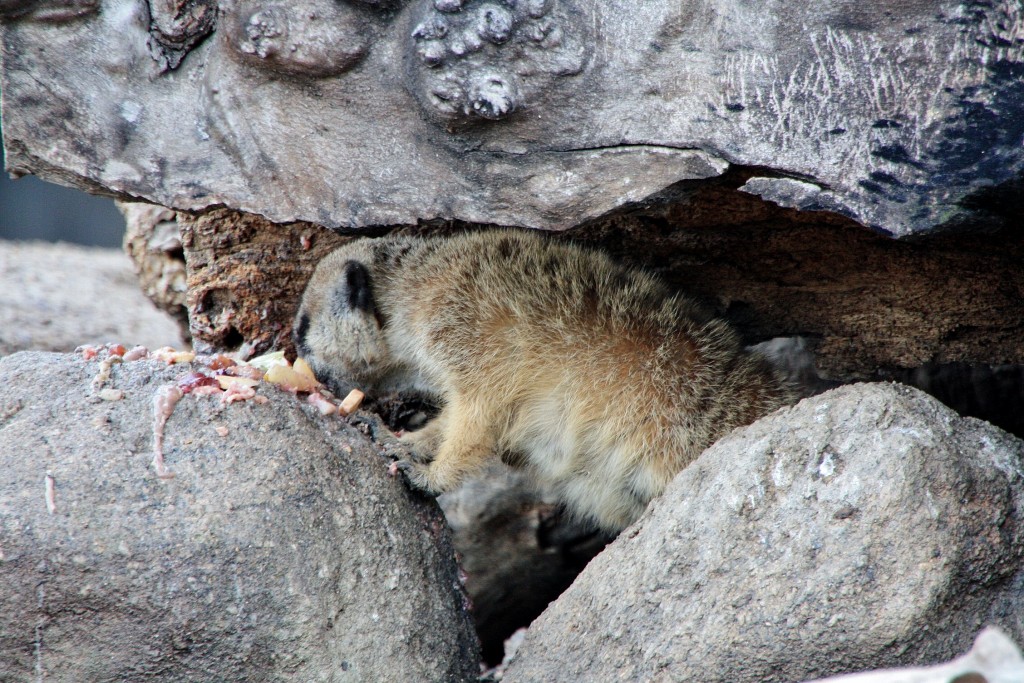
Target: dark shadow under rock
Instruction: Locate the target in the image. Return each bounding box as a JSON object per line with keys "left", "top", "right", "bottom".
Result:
{"left": 439, "top": 465, "right": 611, "bottom": 666}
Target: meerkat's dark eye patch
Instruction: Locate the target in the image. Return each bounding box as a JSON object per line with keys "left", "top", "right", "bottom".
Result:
{"left": 293, "top": 312, "right": 311, "bottom": 355}
{"left": 330, "top": 260, "right": 376, "bottom": 315}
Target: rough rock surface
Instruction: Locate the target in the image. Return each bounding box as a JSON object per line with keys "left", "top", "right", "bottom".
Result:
{"left": 568, "top": 186, "right": 1024, "bottom": 379}
{"left": 806, "top": 627, "right": 1024, "bottom": 683}
{"left": 2, "top": 1, "right": 1022, "bottom": 236}
{"left": 177, "top": 208, "right": 349, "bottom": 354}
{"left": 0, "top": 240, "right": 184, "bottom": 356}
{"left": 503, "top": 382, "right": 1024, "bottom": 683}
{"left": 0, "top": 351, "right": 479, "bottom": 681}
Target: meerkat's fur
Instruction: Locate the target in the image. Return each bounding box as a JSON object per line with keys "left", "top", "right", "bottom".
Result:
{"left": 295, "top": 230, "right": 794, "bottom": 532}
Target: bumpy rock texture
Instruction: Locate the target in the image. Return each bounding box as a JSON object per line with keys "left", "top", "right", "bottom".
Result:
{"left": 503, "top": 382, "right": 1024, "bottom": 683}
{"left": 0, "top": 351, "right": 479, "bottom": 681}
{"left": 2, "top": 1, "right": 1022, "bottom": 236}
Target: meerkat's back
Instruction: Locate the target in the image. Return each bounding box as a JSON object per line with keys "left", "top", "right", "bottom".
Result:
{"left": 296, "top": 230, "right": 794, "bottom": 531}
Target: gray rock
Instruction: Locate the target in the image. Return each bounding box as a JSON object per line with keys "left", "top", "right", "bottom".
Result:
{"left": 3, "top": 1, "right": 1021, "bottom": 236}
{"left": 740, "top": 177, "right": 826, "bottom": 213}
{"left": 0, "top": 241, "right": 184, "bottom": 356}
{"left": 0, "top": 351, "right": 479, "bottom": 681}
{"left": 806, "top": 627, "right": 1024, "bottom": 683}
{"left": 503, "top": 382, "right": 1024, "bottom": 683}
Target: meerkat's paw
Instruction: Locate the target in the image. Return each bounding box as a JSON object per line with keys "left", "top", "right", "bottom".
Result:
{"left": 398, "top": 434, "right": 437, "bottom": 465}
{"left": 391, "top": 459, "right": 442, "bottom": 495}
{"left": 349, "top": 411, "right": 398, "bottom": 444}
{"left": 391, "top": 439, "right": 434, "bottom": 473}
{"left": 399, "top": 421, "right": 443, "bottom": 461}
{"left": 350, "top": 411, "right": 431, "bottom": 468}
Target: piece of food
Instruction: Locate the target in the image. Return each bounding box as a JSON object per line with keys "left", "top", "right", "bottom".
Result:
{"left": 178, "top": 372, "right": 220, "bottom": 394}
{"left": 207, "top": 354, "right": 237, "bottom": 370}
{"left": 307, "top": 392, "right": 337, "bottom": 416}
{"left": 215, "top": 375, "right": 259, "bottom": 390}
{"left": 91, "top": 356, "right": 122, "bottom": 391}
{"left": 152, "top": 384, "right": 184, "bottom": 479}
{"left": 98, "top": 388, "right": 124, "bottom": 401}
{"left": 152, "top": 347, "right": 196, "bottom": 364}
{"left": 221, "top": 382, "right": 257, "bottom": 404}
{"left": 293, "top": 357, "right": 318, "bottom": 383}
{"left": 223, "top": 364, "right": 265, "bottom": 381}
{"left": 338, "top": 389, "right": 365, "bottom": 417}
{"left": 264, "top": 363, "right": 319, "bottom": 393}
{"left": 122, "top": 346, "right": 149, "bottom": 361}
{"left": 44, "top": 474, "right": 56, "bottom": 514}
{"left": 246, "top": 350, "right": 288, "bottom": 373}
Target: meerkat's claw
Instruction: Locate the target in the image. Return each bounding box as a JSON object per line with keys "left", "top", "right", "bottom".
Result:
{"left": 392, "top": 459, "right": 440, "bottom": 495}
{"left": 350, "top": 412, "right": 435, "bottom": 475}
{"left": 348, "top": 411, "right": 394, "bottom": 440}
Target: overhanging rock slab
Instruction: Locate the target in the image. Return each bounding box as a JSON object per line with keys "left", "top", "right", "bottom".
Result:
{"left": 2, "top": 1, "right": 1022, "bottom": 235}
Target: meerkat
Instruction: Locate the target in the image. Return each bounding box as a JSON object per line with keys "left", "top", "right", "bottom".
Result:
{"left": 294, "top": 230, "right": 795, "bottom": 532}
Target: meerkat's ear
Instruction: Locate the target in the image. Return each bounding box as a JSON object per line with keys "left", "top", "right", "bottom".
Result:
{"left": 330, "top": 260, "right": 377, "bottom": 316}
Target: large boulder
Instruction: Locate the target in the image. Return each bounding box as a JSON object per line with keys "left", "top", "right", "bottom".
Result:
{"left": 503, "top": 382, "right": 1024, "bottom": 682}
{"left": 0, "top": 351, "right": 479, "bottom": 681}
{"left": 2, "top": 1, "right": 1021, "bottom": 236}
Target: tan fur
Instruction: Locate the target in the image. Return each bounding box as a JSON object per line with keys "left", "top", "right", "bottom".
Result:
{"left": 295, "top": 230, "right": 795, "bottom": 532}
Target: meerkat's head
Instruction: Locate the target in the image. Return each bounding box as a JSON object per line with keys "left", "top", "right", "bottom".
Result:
{"left": 293, "top": 241, "right": 396, "bottom": 397}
